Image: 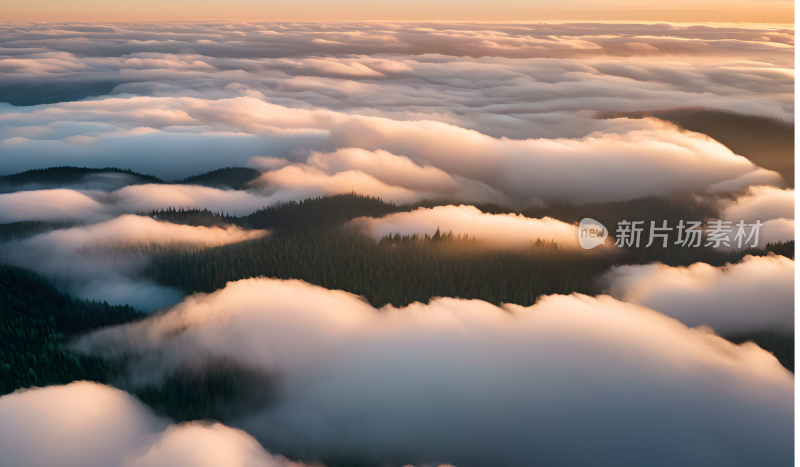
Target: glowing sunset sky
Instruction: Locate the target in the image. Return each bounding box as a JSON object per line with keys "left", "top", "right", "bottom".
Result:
{"left": 3, "top": 0, "right": 794, "bottom": 23}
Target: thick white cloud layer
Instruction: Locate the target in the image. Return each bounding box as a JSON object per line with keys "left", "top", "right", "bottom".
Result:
{"left": 719, "top": 186, "right": 794, "bottom": 222}
{"left": 4, "top": 125, "right": 786, "bottom": 223}
{"left": 719, "top": 186, "right": 794, "bottom": 223}
{"left": 600, "top": 255, "right": 794, "bottom": 334}
{"left": 0, "top": 382, "right": 307, "bottom": 467}
{"left": 352, "top": 205, "right": 580, "bottom": 248}
{"left": 0, "top": 97, "right": 781, "bottom": 204}
{"left": 701, "top": 186, "right": 795, "bottom": 248}
{"left": 0, "top": 22, "right": 792, "bottom": 205}
{"left": 72, "top": 278, "right": 793, "bottom": 467}
{"left": 720, "top": 187, "right": 794, "bottom": 247}
{"left": 1, "top": 215, "right": 266, "bottom": 310}
{"left": 0, "top": 188, "right": 111, "bottom": 223}
{"left": 0, "top": 23, "right": 792, "bottom": 121}
{"left": 252, "top": 148, "right": 510, "bottom": 205}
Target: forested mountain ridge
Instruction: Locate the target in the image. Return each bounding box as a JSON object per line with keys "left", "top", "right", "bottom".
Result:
{"left": 142, "top": 224, "right": 789, "bottom": 308}
{"left": 140, "top": 195, "right": 792, "bottom": 306}
{"left": 176, "top": 167, "right": 263, "bottom": 190}
{"left": 0, "top": 166, "right": 265, "bottom": 191}
{"left": 0, "top": 166, "right": 163, "bottom": 186}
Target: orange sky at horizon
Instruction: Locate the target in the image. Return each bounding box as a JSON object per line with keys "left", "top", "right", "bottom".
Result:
{"left": 2, "top": 0, "right": 794, "bottom": 24}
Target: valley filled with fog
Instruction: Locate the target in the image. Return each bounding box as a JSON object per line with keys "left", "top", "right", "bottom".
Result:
{"left": 0, "top": 20, "right": 794, "bottom": 467}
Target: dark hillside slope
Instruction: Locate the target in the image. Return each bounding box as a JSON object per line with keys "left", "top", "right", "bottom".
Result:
{"left": 0, "top": 166, "right": 163, "bottom": 186}
{"left": 177, "top": 167, "right": 262, "bottom": 190}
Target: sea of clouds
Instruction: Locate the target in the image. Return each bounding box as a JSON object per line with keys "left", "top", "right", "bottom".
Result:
{"left": 0, "top": 381, "right": 317, "bottom": 467}
{"left": 0, "top": 22, "right": 793, "bottom": 204}
{"left": 0, "top": 21, "right": 794, "bottom": 467}
{"left": 69, "top": 278, "right": 793, "bottom": 467}
{"left": 0, "top": 21, "right": 793, "bottom": 311}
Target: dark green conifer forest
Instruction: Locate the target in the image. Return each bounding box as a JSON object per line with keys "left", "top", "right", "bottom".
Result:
{"left": 0, "top": 166, "right": 163, "bottom": 186}
{"left": 0, "top": 264, "right": 142, "bottom": 395}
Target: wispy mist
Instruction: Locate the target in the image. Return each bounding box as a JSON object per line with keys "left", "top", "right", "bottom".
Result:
{"left": 2, "top": 215, "right": 266, "bottom": 310}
